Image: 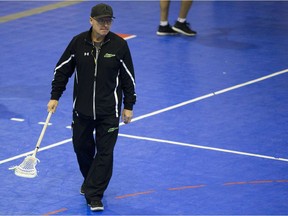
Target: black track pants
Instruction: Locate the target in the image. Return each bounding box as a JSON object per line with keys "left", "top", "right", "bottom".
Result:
{"left": 72, "top": 111, "right": 119, "bottom": 201}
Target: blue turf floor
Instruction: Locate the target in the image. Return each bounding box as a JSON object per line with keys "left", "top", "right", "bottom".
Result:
{"left": 0, "top": 1, "right": 288, "bottom": 215}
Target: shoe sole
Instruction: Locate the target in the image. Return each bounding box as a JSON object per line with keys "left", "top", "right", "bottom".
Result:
{"left": 90, "top": 206, "right": 104, "bottom": 211}
{"left": 87, "top": 203, "right": 104, "bottom": 211}
{"left": 156, "top": 31, "right": 178, "bottom": 36}
{"left": 172, "top": 27, "right": 196, "bottom": 36}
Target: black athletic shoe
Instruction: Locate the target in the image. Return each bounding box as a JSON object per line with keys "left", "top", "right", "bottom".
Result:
{"left": 90, "top": 200, "right": 104, "bottom": 211}
{"left": 172, "top": 21, "right": 197, "bottom": 36}
{"left": 157, "top": 24, "right": 178, "bottom": 36}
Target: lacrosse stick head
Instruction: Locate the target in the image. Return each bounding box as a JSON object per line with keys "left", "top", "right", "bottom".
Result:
{"left": 10, "top": 156, "right": 40, "bottom": 178}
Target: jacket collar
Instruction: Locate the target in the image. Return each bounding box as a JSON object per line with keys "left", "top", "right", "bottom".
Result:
{"left": 85, "top": 27, "right": 111, "bottom": 45}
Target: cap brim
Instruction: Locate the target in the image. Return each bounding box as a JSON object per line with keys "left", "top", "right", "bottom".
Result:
{"left": 93, "top": 15, "right": 115, "bottom": 19}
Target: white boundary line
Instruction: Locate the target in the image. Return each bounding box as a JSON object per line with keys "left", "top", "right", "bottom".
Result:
{"left": 0, "top": 139, "right": 72, "bottom": 165}
{"left": 10, "top": 118, "right": 25, "bottom": 122}
{"left": 118, "top": 134, "right": 288, "bottom": 162}
{"left": 128, "top": 68, "right": 288, "bottom": 123}
{"left": 1, "top": 69, "right": 287, "bottom": 165}
{"left": 123, "top": 35, "right": 137, "bottom": 40}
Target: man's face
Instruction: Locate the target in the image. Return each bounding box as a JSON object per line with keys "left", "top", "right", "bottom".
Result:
{"left": 90, "top": 16, "right": 113, "bottom": 37}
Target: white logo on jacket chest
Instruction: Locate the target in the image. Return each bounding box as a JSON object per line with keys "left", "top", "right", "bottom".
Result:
{"left": 84, "top": 52, "right": 89, "bottom": 56}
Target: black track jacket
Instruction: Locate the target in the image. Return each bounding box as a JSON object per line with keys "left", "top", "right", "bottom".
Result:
{"left": 50, "top": 28, "right": 136, "bottom": 119}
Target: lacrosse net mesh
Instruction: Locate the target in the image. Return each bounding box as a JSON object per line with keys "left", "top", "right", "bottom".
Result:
{"left": 9, "top": 156, "right": 40, "bottom": 178}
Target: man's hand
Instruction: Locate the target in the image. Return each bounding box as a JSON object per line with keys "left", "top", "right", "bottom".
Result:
{"left": 47, "top": 100, "right": 59, "bottom": 113}
{"left": 122, "top": 109, "right": 133, "bottom": 124}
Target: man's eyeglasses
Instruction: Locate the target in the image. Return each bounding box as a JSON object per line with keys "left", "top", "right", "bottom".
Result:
{"left": 93, "top": 17, "right": 113, "bottom": 25}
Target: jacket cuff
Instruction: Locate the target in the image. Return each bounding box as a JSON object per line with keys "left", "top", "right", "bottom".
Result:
{"left": 124, "top": 104, "right": 133, "bottom": 111}
{"left": 51, "top": 94, "right": 61, "bottom": 101}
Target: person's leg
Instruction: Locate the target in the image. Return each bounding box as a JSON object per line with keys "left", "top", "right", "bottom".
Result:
{"left": 172, "top": 0, "right": 197, "bottom": 36}
{"left": 178, "top": 0, "right": 193, "bottom": 20}
{"left": 160, "top": 0, "right": 170, "bottom": 23}
{"left": 85, "top": 116, "right": 119, "bottom": 209}
{"left": 157, "top": 0, "right": 178, "bottom": 35}
{"left": 72, "top": 111, "right": 95, "bottom": 180}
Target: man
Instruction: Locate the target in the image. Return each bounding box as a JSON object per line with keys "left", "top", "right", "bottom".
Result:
{"left": 47, "top": 3, "right": 136, "bottom": 211}
{"left": 157, "top": 0, "right": 197, "bottom": 36}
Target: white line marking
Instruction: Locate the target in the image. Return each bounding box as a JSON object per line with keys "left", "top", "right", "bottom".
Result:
{"left": 38, "top": 122, "right": 52, "bottom": 126}
{"left": 214, "top": 69, "right": 288, "bottom": 95}
{"left": 129, "top": 68, "right": 288, "bottom": 123}
{"left": 118, "top": 134, "right": 288, "bottom": 163}
{"left": 0, "top": 138, "right": 72, "bottom": 165}
{"left": 1, "top": 69, "right": 287, "bottom": 165}
{"left": 123, "top": 35, "right": 137, "bottom": 40}
{"left": 10, "top": 118, "right": 25, "bottom": 122}
{"left": 127, "top": 93, "right": 214, "bottom": 124}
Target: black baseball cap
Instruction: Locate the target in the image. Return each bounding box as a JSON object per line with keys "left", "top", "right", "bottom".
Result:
{"left": 91, "top": 3, "right": 115, "bottom": 19}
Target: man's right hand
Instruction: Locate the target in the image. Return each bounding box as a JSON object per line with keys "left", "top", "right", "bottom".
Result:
{"left": 47, "top": 100, "right": 59, "bottom": 113}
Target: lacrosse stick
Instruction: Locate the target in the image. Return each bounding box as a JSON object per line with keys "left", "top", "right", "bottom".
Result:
{"left": 9, "top": 112, "right": 53, "bottom": 178}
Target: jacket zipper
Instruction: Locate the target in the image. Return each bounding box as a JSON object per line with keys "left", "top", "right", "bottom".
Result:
{"left": 85, "top": 37, "right": 109, "bottom": 119}
{"left": 93, "top": 46, "right": 100, "bottom": 120}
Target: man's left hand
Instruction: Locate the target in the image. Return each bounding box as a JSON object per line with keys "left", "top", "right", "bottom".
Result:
{"left": 122, "top": 109, "right": 133, "bottom": 124}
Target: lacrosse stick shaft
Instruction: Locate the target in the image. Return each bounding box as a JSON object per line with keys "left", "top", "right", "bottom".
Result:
{"left": 32, "top": 112, "right": 53, "bottom": 157}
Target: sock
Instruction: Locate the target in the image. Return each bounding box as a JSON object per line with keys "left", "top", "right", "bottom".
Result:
{"left": 177, "top": 18, "right": 186, "bottom": 23}
{"left": 160, "top": 21, "right": 168, "bottom": 26}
